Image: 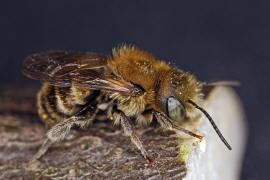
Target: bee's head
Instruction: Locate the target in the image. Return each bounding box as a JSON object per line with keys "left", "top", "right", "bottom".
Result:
{"left": 156, "top": 68, "right": 203, "bottom": 123}
{"left": 156, "top": 67, "right": 232, "bottom": 150}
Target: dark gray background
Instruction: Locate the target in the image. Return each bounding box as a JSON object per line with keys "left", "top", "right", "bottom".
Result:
{"left": 1, "top": 1, "right": 270, "bottom": 179}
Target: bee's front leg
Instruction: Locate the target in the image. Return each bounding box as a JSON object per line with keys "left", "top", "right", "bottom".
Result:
{"left": 154, "top": 111, "right": 203, "bottom": 140}
{"left": 113, "top": 110, "right": 153, "bottom": 164}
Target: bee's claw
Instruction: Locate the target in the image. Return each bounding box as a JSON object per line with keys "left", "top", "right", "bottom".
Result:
{"left": 24, "top": 159, "right": 41, "bottom": 170}
{"left": 146, "top": 156, "right": 154, "bottom": 165}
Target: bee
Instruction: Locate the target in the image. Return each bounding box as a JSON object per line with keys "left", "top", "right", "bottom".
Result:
{"left": 22, "top": 45, "right": 231, "bottom": 164}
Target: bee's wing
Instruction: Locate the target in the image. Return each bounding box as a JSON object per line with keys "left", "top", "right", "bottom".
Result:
{"left": 203, "top": 81, "right": 240, "bottom": 87}
{"left": 201, "top": 80, "right": 240, "bottom": 96}
{"left": 22, "top": 51, "right": 139, "bottom": 95}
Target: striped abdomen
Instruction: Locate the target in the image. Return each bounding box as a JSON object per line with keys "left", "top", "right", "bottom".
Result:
{"left": 37, "top": 83, "right": 99, "bottom": 128}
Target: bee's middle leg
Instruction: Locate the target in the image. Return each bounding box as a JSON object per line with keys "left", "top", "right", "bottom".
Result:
{"left": 113, "top": 110, "right": 153, "bottom": 164}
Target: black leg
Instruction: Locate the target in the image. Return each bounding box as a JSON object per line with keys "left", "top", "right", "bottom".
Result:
{"left": 154, "top": 110, "right": 203, "bottom": 139}
{"left": 113, "top": 110, "right": 153, "bottom": 164}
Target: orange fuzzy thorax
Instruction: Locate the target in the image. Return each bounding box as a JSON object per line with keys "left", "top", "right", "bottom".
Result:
{"left": 108, "top": 45, "right": 202, "bottom": 114}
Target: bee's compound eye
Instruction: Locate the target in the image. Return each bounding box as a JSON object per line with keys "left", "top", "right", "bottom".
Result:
{"left": 167, "top": 97, "right": 186, "bottom": 122}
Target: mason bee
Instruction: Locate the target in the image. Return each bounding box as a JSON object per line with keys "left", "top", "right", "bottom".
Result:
{"left": 22, "top": 45, "right": 231, "bottom": 164}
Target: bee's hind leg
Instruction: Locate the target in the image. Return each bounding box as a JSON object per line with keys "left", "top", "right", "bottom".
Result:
{"left": 28, "top": 138, "right": 51, "bottom": 167}
{"left": 29, "top": 105, "right": 98, "bottom": 167}
{"left": 113, "top": 110, "right": 153, "bottom": 164}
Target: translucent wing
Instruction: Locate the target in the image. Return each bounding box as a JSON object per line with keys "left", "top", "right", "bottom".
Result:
{"left": 201, "top": 80, "right": 240, "bottom": 97}
{"left": 22, "top": 51, "right": 141, "bottom": 96}
{"left": 203, "top": 81, "right": 240, "bottom": 87}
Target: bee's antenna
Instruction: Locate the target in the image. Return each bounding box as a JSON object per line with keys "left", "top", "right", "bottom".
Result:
{"left": 187, "top": 100, "right": 232, "bottom": 150}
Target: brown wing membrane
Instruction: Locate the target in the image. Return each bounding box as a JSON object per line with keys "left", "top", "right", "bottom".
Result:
{"left": 22, "top": 51, "right": 140, "bottom": 96}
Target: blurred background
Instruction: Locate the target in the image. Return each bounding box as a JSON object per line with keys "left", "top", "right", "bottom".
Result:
{"left": 1, "top": 1, "right": 270, "bottom": 179}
